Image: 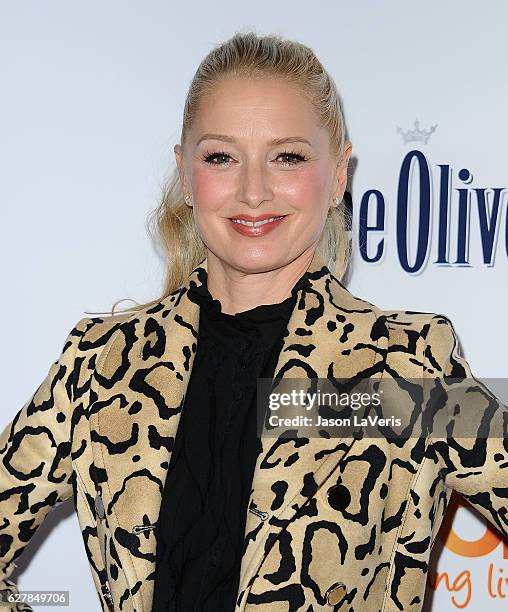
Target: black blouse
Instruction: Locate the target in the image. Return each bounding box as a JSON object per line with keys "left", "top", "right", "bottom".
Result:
{"left": 151, "top": 268, "right": 312, "bottom": 612}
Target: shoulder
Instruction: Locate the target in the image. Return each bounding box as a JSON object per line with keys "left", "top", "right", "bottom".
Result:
{"left": 382, "top": 308, "right": 455, "bottom": 339}
{"left": 69, "top": 300, "right": 168, "bottom": 362}
{"left": 336, "top": 277, "right": 463, "bottom": 374}
{"left": 375, "top": 307, "right": 467, "bottom": 378}
{"left": 339, "top": 279, "right": 457, "bottom": 346}
{"left": 332, "top": 278, "right": 458, "bottom": 347}
{"left": 327, "top": 276, "right": 461, "bottom": 364}
{"left": 325, "top": 278, "right": 466, "bottom": 379}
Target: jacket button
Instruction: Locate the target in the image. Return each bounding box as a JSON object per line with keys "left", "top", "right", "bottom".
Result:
{"left": 327, "top": 484, "right": 351, "bottom": 511}
{"left": 325, "top": 582, "right": 347, "bottom": 606}
{"left": 95, "top": 493, "right": 106, "bottom": 520}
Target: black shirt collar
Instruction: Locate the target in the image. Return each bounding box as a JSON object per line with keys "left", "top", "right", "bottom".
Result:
{"left": 188, "top": 268, "right": 311, "bottom": 321}
{"left": 187, "top": 267, "right": 312, "bottom": 347}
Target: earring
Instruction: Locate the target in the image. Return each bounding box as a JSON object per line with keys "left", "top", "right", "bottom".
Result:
{"left": 333, "top": 197, "right": 341, "bottom": 208}
{"left": 184, "top": 194, "right": 191, "bottom": 205}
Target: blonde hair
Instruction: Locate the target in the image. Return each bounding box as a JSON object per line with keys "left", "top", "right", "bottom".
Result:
{"left": 107, "top": 30, "right": 351, "bottom": 315}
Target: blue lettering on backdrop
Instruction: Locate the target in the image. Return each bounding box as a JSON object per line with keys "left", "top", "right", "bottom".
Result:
{"left": 359, "top": 190, "right": 385, "bottom": 263}
{"left": 397, "top": 150, "right": 431, "bottom": 273}
{"left": 356, "top": 150, "right": 507, "bottom": 272}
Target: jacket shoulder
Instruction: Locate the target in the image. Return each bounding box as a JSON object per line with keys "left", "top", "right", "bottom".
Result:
{"left": 381, "top": 308, "right": 452, "bottom": 331}
{"left": 374, "top": 307, "right": 462, "bottom": 377}
{"left": 79, "top": 298, "right": 172, "bottom": 339}
{"left": 334, "top": 280, "right": 452, "bottom": 333}
{"left": 74, "top": 300, "right": 173, "bottom": 367}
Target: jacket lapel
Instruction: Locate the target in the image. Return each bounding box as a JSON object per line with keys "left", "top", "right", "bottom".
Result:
{"left": 89, "top": 249, "right": 388, "bottom": 611}
{"left": 235, "top": 255, "right": 388, "bottom": 606}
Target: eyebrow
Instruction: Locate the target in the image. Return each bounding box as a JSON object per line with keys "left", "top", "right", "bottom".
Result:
{"left": 196, "top": 133, "right": 314, "bottom": 147}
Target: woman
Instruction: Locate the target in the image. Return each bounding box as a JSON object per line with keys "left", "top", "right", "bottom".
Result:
{"left": 0, "top": 31, "right": 506, "bottom": 612}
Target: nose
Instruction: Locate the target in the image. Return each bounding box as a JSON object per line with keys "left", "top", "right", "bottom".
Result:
{"left": 237, "top": 157, "right": 273, "bottom": 208}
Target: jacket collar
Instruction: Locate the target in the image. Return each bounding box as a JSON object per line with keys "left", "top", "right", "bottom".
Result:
{"left": 90, "top": 248, "right": 388, "bottom": 611}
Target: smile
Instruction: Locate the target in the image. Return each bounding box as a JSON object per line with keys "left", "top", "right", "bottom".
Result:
{"left": 231, "top": 215, "right": 286, "bottom": 227}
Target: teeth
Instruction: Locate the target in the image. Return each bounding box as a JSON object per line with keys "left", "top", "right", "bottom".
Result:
{"left": 231, "top": 216, "right": 285, "bottom": 227}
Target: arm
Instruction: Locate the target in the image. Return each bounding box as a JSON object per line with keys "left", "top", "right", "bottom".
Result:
{"left": 0, "top": 317, "right": 93, "bottom": 611}
{"left": 424, "top": 314, "right": 508, "bottom": 537}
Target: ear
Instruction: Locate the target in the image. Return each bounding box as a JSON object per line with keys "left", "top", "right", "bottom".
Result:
{"left": 333, "top": 141, "right": 353, "bottom": 201}
{"left": 174, "top": 143, "right": 192, "bottom": 207}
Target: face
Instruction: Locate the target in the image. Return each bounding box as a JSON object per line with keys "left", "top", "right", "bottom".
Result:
{"left": 174, "top": 76, "right": 352, "bottom": 274}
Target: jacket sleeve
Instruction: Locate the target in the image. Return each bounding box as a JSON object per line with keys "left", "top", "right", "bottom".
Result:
{"left": 0, "top": 317, "right": 93, "bottom": 611}
{"left": 424, "top": 314, "right": 508, "bottom": 537}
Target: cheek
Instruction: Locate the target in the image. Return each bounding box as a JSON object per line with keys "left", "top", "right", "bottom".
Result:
{"left": 280, "top": 167, "right": 330, "bottom": 205}
{"left": 190, "top": 167, "right": 231, "bottom": 211}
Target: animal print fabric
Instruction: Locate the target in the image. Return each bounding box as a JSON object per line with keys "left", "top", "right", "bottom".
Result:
{"left": 0, "top": 250, "right": 506, "bottom": 611}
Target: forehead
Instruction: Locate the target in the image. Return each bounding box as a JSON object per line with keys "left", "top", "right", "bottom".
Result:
{"left": 190, "top": 76, "right": 323, "bottom": 140}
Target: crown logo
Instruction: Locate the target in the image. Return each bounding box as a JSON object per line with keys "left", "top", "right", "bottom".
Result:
{"left": 396, "top": 118, "right": 438, "bottom": 144}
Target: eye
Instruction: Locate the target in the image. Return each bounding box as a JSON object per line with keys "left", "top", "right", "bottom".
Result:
{"left": 200, "top": 149, "right": 308, "bottom": 166}
{"left": 201, "top": 150, "right": 232, "bottom": 165}
{"left": 276, "top": 150, "right": 308, "bottom": 166}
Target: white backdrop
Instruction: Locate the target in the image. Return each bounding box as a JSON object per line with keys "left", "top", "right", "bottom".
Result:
{"left": 1, "top": 2, "right": 506, "bottom": 610}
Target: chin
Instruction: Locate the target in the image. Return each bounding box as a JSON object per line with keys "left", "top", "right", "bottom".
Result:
{"left": 225, "top": 253, "right": 289, "bottom": 274}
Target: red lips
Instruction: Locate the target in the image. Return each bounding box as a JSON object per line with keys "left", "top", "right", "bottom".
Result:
{"left": 229, "top": 213, "right": 287, "bottom": 221}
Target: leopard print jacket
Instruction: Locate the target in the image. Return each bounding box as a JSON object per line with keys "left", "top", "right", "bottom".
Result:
{"left": 1, "top": 249, "right": 506, "bottom": 611}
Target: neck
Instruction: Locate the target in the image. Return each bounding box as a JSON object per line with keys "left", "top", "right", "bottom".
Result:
{"left": 204, "top": 248, "right": 317, "bottom": 316}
